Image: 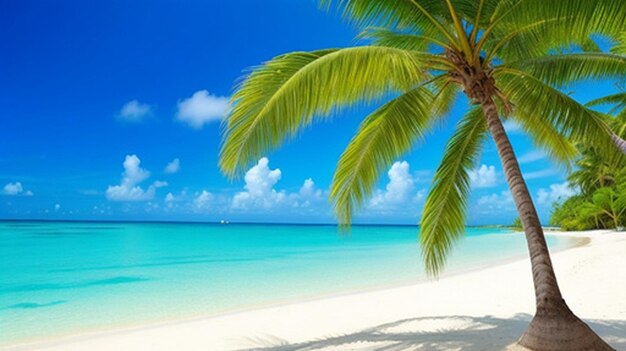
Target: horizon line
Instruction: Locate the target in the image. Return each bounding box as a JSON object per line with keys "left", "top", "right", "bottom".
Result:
{"left": 0, "top": 218, "right": 511, "bottom": 228}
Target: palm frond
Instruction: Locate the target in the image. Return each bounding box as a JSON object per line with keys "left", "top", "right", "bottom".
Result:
{"left": 588, "top": 93, "right": 626, "bottom": 135}
{"left": 431, "top": 79, "right": 459, "bottom": 118}
{"left": 487, "top": 0, "right": 626, "bottom": 61}
{"left": 493, "top": 0, "right": 626, "bottom": 38}
{"left": 587, "top": 92, "right": 626, "bottom": 118}
{"left": 453, "top": 0, "right": 501, "bottom": 27}
{"left": 482, "top": 17, "right": 560, "bottom": 62}
{"left": 612, "top": 32, "right": 626, "bottom": 55}
{"left": 220, "top": 46, "right": 428, "bottom": 177}
{"left": 358, "top": 27, "right": 444, "bottom": 51}
{"left": 503, "top": 53, "right": 626, "bottom": 88}
{"left": 320, "top": 0, "right": 441, "bottom": 29}
{"left": 581, "top": 37, "right": 602, "bottom": 53}
{"left": 320, "top": 0, "right": 457, "bottom": 46}
{"left": 330, "top": 85, "right": 436, "bottom": 225}
{"left": 507, "top": 112, "right": 577, "bottom": 170}
{"left": 420, "top": 107, "right": 488, "bottom": 276}
{"left": 495, "top": 69, "right": 614, "bottom": 154}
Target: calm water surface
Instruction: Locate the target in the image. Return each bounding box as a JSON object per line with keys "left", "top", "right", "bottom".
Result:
{"left": 0, "top": 221, "right": 579, "bottom": 346}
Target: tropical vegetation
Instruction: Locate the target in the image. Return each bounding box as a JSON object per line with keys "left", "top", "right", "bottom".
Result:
{"left": 551, "top": 94, "right": 626, "bottom": 231}
{"left": 219, "top": 1, "right": 626, "bottom": 349}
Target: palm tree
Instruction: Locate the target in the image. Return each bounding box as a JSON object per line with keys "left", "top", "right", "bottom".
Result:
{"left": 568, "top": 147, "right": 621, "bottom": 196}
{"left": 219, "top": 1, "right": 626, "bottom": 349}
{"left": 582, "top": 186, "right": 626, "bottom": 230}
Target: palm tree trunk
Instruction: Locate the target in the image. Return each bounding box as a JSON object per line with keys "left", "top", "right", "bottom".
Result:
{"left": 611, "top": 133, "right": 626, "bottom": 154}
{"left": 480, "top": 98, "right": 614, "bottom": 351}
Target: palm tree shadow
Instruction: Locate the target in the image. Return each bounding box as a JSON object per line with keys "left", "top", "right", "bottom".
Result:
{"left": 238, "top": 314, "right": 626, "bottom": 351}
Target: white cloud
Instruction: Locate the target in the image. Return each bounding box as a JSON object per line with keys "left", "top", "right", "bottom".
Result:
{"left": 3, "top": 182, "right": 22, "bottom": 195}
{"left": 299, "top": 178, "right": 318, "bottom": 198}
{"left": 370, "top": 161, "right": 416, "bottom": 209}
{"left": 2, "top": 182, "right": 33, "bottom": 196}
{"left": 537, "top": 182, "right": 577, "bottom": 205}
{"left": 193, "top": 190, "right": 214, "bottom": 211}
{"left": 118, "top": 100, "right": 152, "bottom": 122}
{"left": 477, "top": 190, "right": 515, "bottom": 211}
{"left": 164, "top": 158, "right": 180, "bottom": 174}
{"left": 469, "top": 164, "right": 498, "bottom": 188}
{"left": 524, "top": 168, "right": 560, "bottom": 180}
{"left": 163, "top": 190, "right": 192, "bottom": 210}
{"left": 106, "top": 155, "right": 167, "bottom": 201}
{"left": 293, "top": 178, "right": 323, "bottom": 208}
{"left": 176, "top": 90, "right": 229, "bottom": 129}
{"left": 54, "top": 204, "right": 60, "bottom": 211}
{"left": 152, "top": 180, "right": 168, "bottom": 188}
{"left": 229, "top": 158, "right": 325, "bottom": 212}
{"left": 518, "top": 150, "right": 546, "bottom": 164}
{"left": 232, "top": 157, "right": 286, "bottom": 209}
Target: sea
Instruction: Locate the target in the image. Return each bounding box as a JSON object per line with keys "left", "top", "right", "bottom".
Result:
{"left": 0, "top": 221, "right": 581, "bottom": 347}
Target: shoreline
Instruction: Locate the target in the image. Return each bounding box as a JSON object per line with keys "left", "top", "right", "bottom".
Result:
{"left": 3, "top": 230, "right": 618, "bottom": 351}
{"left": 0, "top": 232, "right": 581, "bottom": 349}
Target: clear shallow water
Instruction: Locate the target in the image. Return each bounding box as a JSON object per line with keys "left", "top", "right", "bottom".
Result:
{"left": 0, "top": 221, "right": 577, "bottom": 346}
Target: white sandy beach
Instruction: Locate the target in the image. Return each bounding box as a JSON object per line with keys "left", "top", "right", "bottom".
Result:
{"left": 5, "top": 230, "right": 626, "bottom": 351}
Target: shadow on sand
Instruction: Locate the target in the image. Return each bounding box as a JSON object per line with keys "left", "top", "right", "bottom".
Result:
{"left": 239, "top": 314, "right": 626, "bottom": 351}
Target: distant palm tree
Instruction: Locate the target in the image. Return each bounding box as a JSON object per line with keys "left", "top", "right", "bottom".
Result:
{"left": 569, "top": 147, "right": 621, "bottom": 196}
{"left": 219, "top": 1, "right": 626, "bottom": 349}
{"left": 576, "top": 71, "right": 626, "bottom": 197}
{"left": 581, "top": 186, "right": 626, "bottom": 229}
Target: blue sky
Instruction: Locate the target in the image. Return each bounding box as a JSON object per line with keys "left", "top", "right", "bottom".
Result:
{"left": 0, "top": 0, "right": 619, "bottom": 224}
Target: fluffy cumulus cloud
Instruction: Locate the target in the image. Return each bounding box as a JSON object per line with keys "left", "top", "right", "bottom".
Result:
{"left": 229, "top": 158, "right": 324, "bottom": 211}
{"left": 164, "top": 158, "right": 180, "bottom": 174}
{"left": 193, "top": 190, "right": 214, "bottom": 211}
{"left": 469, "top": 164, "right": 498, "bottom": 188}
{"left": 162, "top": 189, "right": 191, "bottom": 210}
{"left": 176, "top": 90, "right": 229, "bottom": 129}
{"left": 118, "top": 100, "right": 152, "bottom": 122}
{"left": 537, "top": 182, "right": 577, "bottom": 206}
{"left": 232, "top": 158, "right": 286, "bottom": 209}
{"left": 106, "top": 155, "right": 167, "bottom": 201}
{"left": 293, "top": 178, "right": 323, "bottom": 208}
{"left": 2, "top": 182, "right": 33, "bottom": 196}
{"left": 370, "top": 161, "right": 416, "bottom": 209}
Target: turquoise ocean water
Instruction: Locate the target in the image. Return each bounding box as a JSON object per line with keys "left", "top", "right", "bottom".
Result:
{"left": 0, "top": 221, "right": 579, "bottom": 346}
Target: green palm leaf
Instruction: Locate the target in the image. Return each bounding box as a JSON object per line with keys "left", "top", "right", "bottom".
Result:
{"left": 358, "top": 27, "right": 437, "bottom": 51}
{"left": 330, "top": 85, "right": 436, "bottom": 225}
{"left": 487, "top": 0, "right": 626, "bottom": 61}
{"left": 587, "top": 92, "right": 626, "bottom": 120}
{"left": 587, "top": 93, "right": 626, "bottom": 110}
{"left": 504, "top": 53, "right": 626, "bottom": 88}
{"left": 612, "top": 32, "right": 626, "bottom": 55}
{"left": 506, "top": 112, "right": 577, "bottom": 170}
{"left": 321, "top": 0, "right": 448, "bottom": 35}
{"left": 495, "top": 70, "right": 614, "bottom": 153}
{"left": 220, "top": 46, "right": 428, "bottom": 177}
{"left": 431, "top": 80, "right": 459, "bottom": 119}
{"left": 420, "top": 107, "right": 488, "bottom": 276}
